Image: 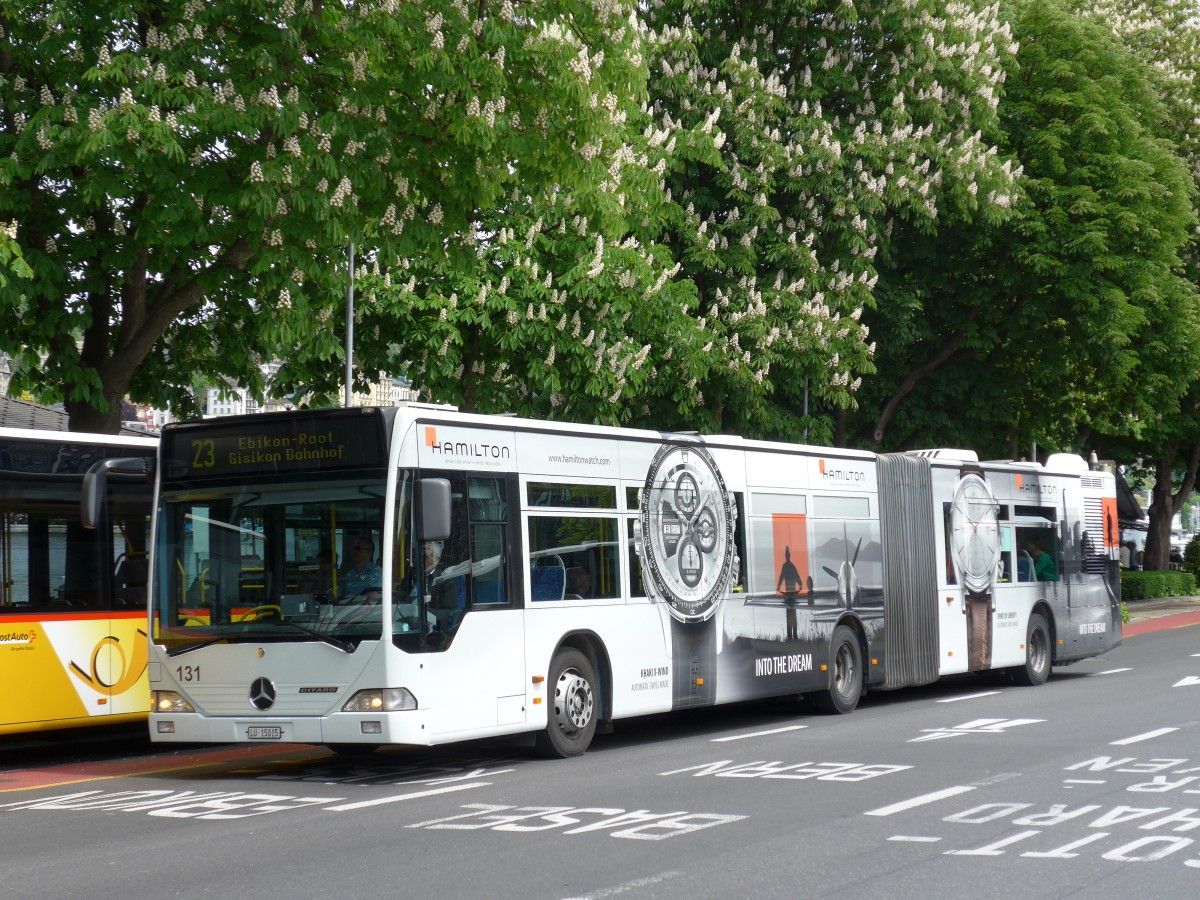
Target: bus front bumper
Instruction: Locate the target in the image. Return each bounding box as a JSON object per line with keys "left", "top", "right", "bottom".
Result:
{"left": 148, "top": 710, "right": 433, "bottom": 746}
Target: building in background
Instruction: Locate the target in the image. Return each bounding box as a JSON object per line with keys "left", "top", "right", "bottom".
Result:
{"left": 0, "top": 353, "right": 13, "bottom": 398}
{"left": 354, "top": 374, "right": 418, "bottom": 407}
{"left": 203, "top": 364, "right": 414, "bottom": 419}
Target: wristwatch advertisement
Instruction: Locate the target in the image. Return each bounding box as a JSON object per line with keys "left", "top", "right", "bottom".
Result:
{"left": 636, "top": 442, "right": 739, "bottom": 707}
{"left": 949, "top": 466, "right": 999, "bottom": 670}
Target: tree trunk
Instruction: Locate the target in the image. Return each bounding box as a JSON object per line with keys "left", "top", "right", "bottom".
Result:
{"left": 866, "top": 330, "right": 971, "bottom": 450}
{"left": 1143, "top": 440, "right": 1200, "bottom": 571}
{"left": 65, "top": 390, "right": 127, "bottom": 434}
{"left": 460, "top": 324, "right": 481, "bottom": 413}
{"left": 832, "top": 406, "right": 847, "bottom": 448}
{"left": 60, "top": 238, "right": 254, "bottom": 434}
{"left": 1143, "top": 479, "right": 1175, "bottom": 572}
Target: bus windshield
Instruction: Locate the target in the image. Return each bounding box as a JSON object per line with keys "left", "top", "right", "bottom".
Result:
{"left": 153, "top": 474, "right": 392, "bottom": 651}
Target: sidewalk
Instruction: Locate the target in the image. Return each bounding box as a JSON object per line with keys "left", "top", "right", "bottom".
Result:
{"left": 1125, "top": 594, "right": 1200, "bottom": 625}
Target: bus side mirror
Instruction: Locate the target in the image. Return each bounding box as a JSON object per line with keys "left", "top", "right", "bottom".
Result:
{"left": 82, "top": 471, "right": 103, "bottom": 530}
{"left": 82, "top": 457, "right": 155, "bottom": 529}
{"left": 416, "top": 478, "right": 451, "bottom": 542}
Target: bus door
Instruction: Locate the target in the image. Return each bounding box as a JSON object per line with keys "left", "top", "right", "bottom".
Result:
{"left": 421, "top": 471, "right": 526, "bottom": 738}
{"left": 94, "top": 477, "right": 153, "bottom": 718}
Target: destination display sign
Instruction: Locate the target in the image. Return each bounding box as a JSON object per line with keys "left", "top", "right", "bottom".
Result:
{"left": 161, "top": 411, "right": 389, "bottom": 480}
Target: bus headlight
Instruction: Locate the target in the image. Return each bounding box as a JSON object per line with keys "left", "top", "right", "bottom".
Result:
{"left": 152, "top": 691, "right": 195, "bottom": 713}
{"left": 341, "top": 689, "right": 417, "bottom": 712}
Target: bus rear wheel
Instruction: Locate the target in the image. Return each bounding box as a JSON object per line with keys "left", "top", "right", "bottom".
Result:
{"left": 811, "top": 625, "right": 863, "bottom": 714}
{"left": 535, "top": 648, "right": 598, "bottom": 758}
{"left": 1011, "top": 612, "right": 1051, "bottom": 686}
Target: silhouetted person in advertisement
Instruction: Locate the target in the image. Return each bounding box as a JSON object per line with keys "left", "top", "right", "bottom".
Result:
{"left": 777, "top": 546, "right": 802, "bottom": 641}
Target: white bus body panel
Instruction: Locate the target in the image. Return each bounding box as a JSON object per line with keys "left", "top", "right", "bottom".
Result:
{"left": 422, "top": 610, "right": 527, "bottom": 739}
{"left": 147, "top": 409, "right": 1122, "bottom": 749}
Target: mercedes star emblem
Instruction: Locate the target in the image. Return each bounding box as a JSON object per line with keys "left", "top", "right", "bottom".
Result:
{"left": 249, "top": 676, "right": 277, "bottom": 711}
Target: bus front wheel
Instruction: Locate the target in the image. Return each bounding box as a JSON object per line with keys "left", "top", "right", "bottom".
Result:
{"left": 811, "top": 625, "right": 863, "bottom": 714}
{"left": 535, "top": 648, "right": 598, "bottom": 758}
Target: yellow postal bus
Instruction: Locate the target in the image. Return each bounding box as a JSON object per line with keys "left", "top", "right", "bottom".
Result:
{"left": 1, "top": 425, "right": 156, "bottom": 735}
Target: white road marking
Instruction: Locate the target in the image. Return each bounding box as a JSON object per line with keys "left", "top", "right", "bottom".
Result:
{"left": 911, "top": 718, "right": 1044, "bottom": 742}
{"left": 324, "top": 781, "right": 491, "bottom": 811}
{"left": 865, "top": 785, "right": 976, "bottom": 817}
{"left": 888, "top": 835, "right": 941, "bottom": 843}
{"left": 561, "top": 871, "right": 682, "bottom": 899}
{"left": 1110, "top": 727, "right": 1179, "bottom": 746}
{"left": 1091, "top": 668, "right": 1132, "bottom": 676}
{"left": 710, "top": 725, "right": 806, "bottom": 742}
{"left": 977, "top": 772, "right": 1022, "bottom": 786}
{"left": 1174, "top": 676, "right": 1200, "bottom": 688}
{"left": 937, "top": 691, "right": 1000, "bottom": 703}
{"left": 946, "top": 829, "right": 1041, "bottom": 856}
{"left": 1064, "top": 779, "right": 1106, "bottom": 785}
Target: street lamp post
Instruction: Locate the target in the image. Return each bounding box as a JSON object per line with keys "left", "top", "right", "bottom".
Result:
{"left": 344, "top": 241, "right": 355, "bottom": 408}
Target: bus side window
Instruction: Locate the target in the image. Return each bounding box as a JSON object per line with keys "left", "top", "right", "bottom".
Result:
{"left": 472, "top": 523, "right": 506, "bottom": 605}
{"left": 626, "top": 519, "right": 644, "bottom": 597}
{"left": 733, "top": 492, "right": 747, "bottom": 591}
{"left": 625, "top": 486, "right": 644, "bottom": 597}
{"left": 468, "top": 477, "right": 508, "bottom": 606}
{"left": 426, "top": 474, "right": 511, "bottom": 629}
{"left": 527, "top": 515, "right": 619, "bottom": 600}
{"left": 1015, "top": 506, "right": 1059, "bottom": 582}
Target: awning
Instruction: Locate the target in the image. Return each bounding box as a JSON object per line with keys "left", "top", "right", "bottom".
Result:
{"left": 1116, "top": 469, "right": 1145, "bottom": 526}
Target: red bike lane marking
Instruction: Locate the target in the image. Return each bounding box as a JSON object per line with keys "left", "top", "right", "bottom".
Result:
{"left": 1124, "top": 610, "right": 1200, "bottom": 638}
{"left": 0, "top": 744, "right": 326, "bottom": 793}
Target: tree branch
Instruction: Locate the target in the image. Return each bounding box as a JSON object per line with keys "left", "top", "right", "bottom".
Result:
{"left": 868, "top": 330, "right": 972, "bottom": 450}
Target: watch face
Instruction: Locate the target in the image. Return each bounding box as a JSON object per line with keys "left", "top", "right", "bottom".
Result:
{"left": 638, "top": 443, "right": 739, "bottom": 623}
{"left": 950, "top": 473, "right": 1000, "bottom": 594}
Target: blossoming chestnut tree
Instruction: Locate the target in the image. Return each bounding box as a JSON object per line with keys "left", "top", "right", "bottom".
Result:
{"left": 640, "top": 0, "right": 1021, "bottom": 441}
{"left": 273, "top": 0, "right": 719, "bottom": 425}
{"left": 0, "top": 0, "right": 674, "bottom": 431}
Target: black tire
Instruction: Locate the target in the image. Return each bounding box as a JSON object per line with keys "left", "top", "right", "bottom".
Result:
{"left": 534, "top": 648, "right": 598, "bottom": 758}
{"left": 1011, "top": 612, "right": 1051, "bottom": 686}
{"left": 328, "top": 743, "right": 378, "bottom": 757}
{"left": 811, "top": 625, "right": 863, "bottom": 714}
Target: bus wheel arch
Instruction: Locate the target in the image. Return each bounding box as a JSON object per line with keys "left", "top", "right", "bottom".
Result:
{"left": 534, "top": 633, "right": 609, "bottom": 758}
{"left": 1032, "top": 601, "right": 1056, "bottom": 660}
{"left": 810, "top": 618, "right": 866, "bottom": 714}
{"left": 1011, "top": 605, "right": 1053, "bottom": 687}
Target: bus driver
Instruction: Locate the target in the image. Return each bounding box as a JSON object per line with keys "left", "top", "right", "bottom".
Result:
{"left": 338, "top": 533, "right": 382, "bottom": 600}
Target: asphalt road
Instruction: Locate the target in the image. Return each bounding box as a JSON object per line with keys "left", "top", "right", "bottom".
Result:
{"left": 1, "top": 607, "right": 1198, "bottom": 900}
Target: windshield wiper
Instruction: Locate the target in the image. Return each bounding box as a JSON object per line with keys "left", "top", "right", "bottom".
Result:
{"left": 270, "top": 620, "right": 355, "bottom": 653}
{"left": 166, "top": 622, "right": 353, "bottom": 655}
{"left": 166, "top": 636, "right": 229, "bottom": 657}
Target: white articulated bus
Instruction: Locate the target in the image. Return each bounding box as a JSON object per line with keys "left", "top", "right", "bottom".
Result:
{"left": 107, "top": 404, "right": 1121, "bottom": 756}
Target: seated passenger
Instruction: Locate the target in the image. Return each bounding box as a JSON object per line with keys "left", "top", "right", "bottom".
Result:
{"left": 422, "top": 540, "right": 446, "bottom": 584}
{"left": 1028, "top": 542, "right": 1058, "bottom": 582}
{"left": 422, "top": 540, "right": 464, "bottom": 624}
{"left": 566, "top": 566, "right": 593, "bottom": 598}
{"left": 301, "top": 547, "right": 336, "bottom": 600}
